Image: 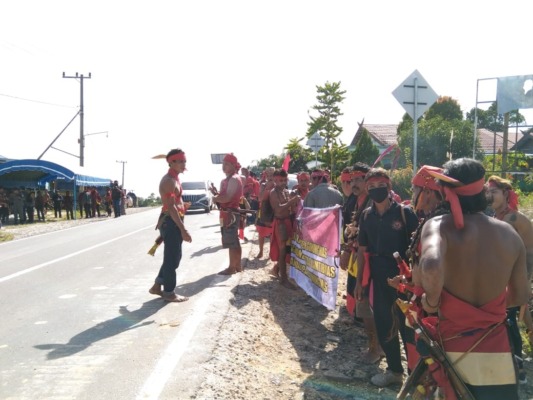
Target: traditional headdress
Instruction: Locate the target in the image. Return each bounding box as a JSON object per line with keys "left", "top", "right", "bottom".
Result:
{"left": 427, "top": 170, "right": 485, "bottom": 229}
{"left": 223, "top": 153, "right": 240, "bottom": 169}
{"left": 412, "top": 165, "right": 442, "bottom": 191}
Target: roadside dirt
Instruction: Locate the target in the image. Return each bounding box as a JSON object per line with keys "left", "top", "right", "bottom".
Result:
{"left": 5, "top": 210, "right": 533, "bottom": 399}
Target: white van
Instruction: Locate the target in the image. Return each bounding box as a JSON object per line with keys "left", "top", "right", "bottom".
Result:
{"left": 181, "top": 180, "right": 214, "bottom": 213}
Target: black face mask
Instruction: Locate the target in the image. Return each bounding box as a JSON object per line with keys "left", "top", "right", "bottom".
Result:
{"left": 368, "top": 187, "right": 389, "bottom": 203}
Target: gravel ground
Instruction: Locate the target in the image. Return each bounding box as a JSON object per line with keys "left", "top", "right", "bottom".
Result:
{"left": 4, "top": 208, "right": 533, "bottom": 399}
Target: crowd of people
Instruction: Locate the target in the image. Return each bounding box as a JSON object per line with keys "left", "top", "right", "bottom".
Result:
{"left": 0, "top": 180, "right": 132, "bottom": 227}
{"left": 147, "top": 148, "right": 532, "bottom": 399}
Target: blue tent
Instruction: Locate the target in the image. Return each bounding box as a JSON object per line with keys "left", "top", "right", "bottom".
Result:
{"left": 0, "top": 159, "right": 111, "bottom": 220}
{"left": 0, "top": 159, "right": 110, "bottom": 188}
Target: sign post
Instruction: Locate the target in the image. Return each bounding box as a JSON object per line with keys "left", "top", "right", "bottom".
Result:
{"left": 393, "top": 70, "right": 438, "bottom": 172}
{"left": 306, "top": 132, "right": 326, "bottom": 165}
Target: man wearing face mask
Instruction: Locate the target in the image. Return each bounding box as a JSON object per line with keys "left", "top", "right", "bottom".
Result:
{"left": 355, "top": 167, "right": 419, "bottom": 387}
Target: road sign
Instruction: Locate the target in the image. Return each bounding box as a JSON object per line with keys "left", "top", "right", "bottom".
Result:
{"left": 306, "top": 132, "right": 325, "bottom": 152}
{"left": 392, "top": 69, "right": 438, "bottom": 120}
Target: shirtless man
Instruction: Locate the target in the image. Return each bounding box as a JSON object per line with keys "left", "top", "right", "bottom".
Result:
{"left": 149, "top": 148, "right": 192, "bottom": 302}
{"left": 487, "top": 175, "right": 533, "bottom": 384}
{"left": 213, "top": 153, "right": 244, "bottom": 275}
{"left": 419, "top": 158, "right": 528, "bottom": 399}
{"left": 256, "top": 167, "right": 275, "bottom": 259}
{"left": 269, "top": 168, "right": 300, "bottom": 288}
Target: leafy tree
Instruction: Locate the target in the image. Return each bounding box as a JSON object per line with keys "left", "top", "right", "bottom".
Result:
{"left": 425, "top": 96, "right": 463, "bottom": 121}
{"left": 398, "top": 116, "right": 482, "bottom": 168}
{"left": 284, "top": 137, "right": 313, "bottom": 173}
{"left": 138, "top": 193, "right": 161, "bottom": 207}
{"left": 466, "top": 102, "right": 525, "bottom": 132}
{"left": 306, "top": 81, "right": 349, "bottom": 177}
{"left": 251, "top": 154, "right": 284, "bottom": 175}
{"left": 350, "top": 128, "right": 379, "bottom": 166}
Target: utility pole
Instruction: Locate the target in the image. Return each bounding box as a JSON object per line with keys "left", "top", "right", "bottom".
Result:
{"left": 63, "top": 72, "right": 91, "bottom": 166}
{"left": 116, "top": 160, "right": 127, "bottom": 187}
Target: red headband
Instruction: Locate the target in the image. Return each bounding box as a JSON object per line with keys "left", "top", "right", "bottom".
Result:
{"left": 340, "top": 172, "right": 352, "bottom": 182}
{"left": 412, "top": 165, "right": 442, "bottom": 191}
{"left": 488, "top": 181, "right": 519, "bottom": 211}
{"left": 429, "top": 170, "right": 485, "bottom": 229}
{"left": 297, "top": 172, "right": 310, "bottom": 181}
{"left": 223, "top": 153, "right": 239, "bottom": 168}
{"left": 167, "top": 152, "right": 186, "bottom": 162}
{"left": 311, "top": 171, "right": 329, "bottom": 179}
{"left": 350, "top": 171, "right": 366, "bottom": 179}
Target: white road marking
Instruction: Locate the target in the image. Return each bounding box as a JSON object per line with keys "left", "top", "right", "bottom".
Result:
{"left": 136, "top": 273, "right": 217, "bottom": 400}
{"left": 0, "top": 226, "right": 150, "bottom": 283}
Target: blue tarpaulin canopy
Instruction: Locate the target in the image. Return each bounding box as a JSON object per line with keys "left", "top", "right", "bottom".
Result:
{"left": 0, "top": 159, "right": 110, "bottom": 188}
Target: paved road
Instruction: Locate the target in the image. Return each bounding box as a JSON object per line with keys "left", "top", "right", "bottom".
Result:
{"left": 0, "top": 208, "right": 249, "bottom": 399}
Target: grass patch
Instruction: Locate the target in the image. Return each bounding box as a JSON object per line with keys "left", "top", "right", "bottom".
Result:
{"left": 0, "top": 231, "right": 14, "bottom": 242}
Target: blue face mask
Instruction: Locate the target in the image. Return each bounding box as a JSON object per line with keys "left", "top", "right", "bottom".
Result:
{"left": 367, "top": 186, "right": 389, "bottom": 203}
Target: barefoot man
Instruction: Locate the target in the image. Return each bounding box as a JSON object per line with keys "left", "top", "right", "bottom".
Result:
{"left": 149, "top": 148, "right": 192, "bottom": 302}
{"left": 213, "top": 153, "right": 244, "bottom": 275}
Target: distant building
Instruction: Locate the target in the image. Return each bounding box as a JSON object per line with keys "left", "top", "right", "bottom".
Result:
{"left": 348, "top": 122, "right": 524, "bottom": 164}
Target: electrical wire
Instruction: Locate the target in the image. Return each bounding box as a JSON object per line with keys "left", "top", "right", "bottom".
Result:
{"left": 0, "top": 93, "right": 77, "bottom": 108}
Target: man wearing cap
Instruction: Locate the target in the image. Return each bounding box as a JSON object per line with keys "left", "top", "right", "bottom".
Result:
{"left": 418, "top": 158, "right": 528, "bottom": 399}
{"left": 355, "top": 167, "right": 418, "bottom": 387}
{"left": 149, "top": 148, "right": 192, "bottom": 302}
{"left": 213, "top": 153, "right": 244, "bottom": 275}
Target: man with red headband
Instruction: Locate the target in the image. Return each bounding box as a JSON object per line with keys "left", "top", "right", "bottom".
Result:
{"left": 340, "top": 162, "right": 385, "bottom": 364}
{"left": 418, "top": 158, "right": 528, "bottom": 399}
{"left": 269, "top": 168, "right": 301, "bottom": 288}
{"left": 355, "top": 167, "right": 418, "bottom": 387}
{"left": 149, "top": 148, "right": 192, "bottom": 302}
{"left": 213, "top": 153, "right": 244, "bottom": 275}
{"left": 487, "top": 175, "right": 533, "bottom": 384}
{"left": 291, "top": 172, "right": 311, "bottom": 200}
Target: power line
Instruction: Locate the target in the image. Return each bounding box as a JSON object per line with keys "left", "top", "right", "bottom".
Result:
{"left": 0, "top": 92, "right": 76, "bottom": 108}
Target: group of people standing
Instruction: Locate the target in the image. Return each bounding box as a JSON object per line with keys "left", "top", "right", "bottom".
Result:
{"left": 0, "top": 180, "right": 130, "bottom": 226}
{"left": 148, "top": 148, "right": 532, "bottom": 399}
{"left": 339, "top": 158, "right": 531, "bottom": 399}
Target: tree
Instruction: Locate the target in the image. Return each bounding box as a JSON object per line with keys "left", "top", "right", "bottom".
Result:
{"left": 350, "top": 128, "right": 379, "bottom": 166}
{"left": 306, "top": 81, "right": 350, "bottom": 178}
{"left": 398, "top": 116, "right": 482, "bottom": 168}
{"left": 252, "top": 154, "right": 284, "bottom": 175}
{"left": 397, "top": 96, "right": 484, "bottom": 168}
{"left": 466, "top": 102, "right": 525, "bottom": 132}
{"left": 284, "top": 137, "right": 313, "bottom": 173}
{"left": 425, "top": 96, "right": 463, "bottom": 121}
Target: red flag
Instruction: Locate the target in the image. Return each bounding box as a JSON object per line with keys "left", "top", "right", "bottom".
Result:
{"left": 282, "top": 153, "right": 291, "bottom": 172}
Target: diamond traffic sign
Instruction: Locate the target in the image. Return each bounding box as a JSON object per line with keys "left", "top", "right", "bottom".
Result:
{"left": 306, "top": 132, "right": 326, "bottom": 152}
{"left": 392, "top": 70, "right": 438, "bottom": 120}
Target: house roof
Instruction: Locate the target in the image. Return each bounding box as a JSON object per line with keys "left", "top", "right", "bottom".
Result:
{"left": 350, "top": 123, "right": 398, "bottom": 147}
{"left": 350, "top": 123, "right": 521, "bottom": 155}
{"left": 477, "top": 128, "right": 516, "bottom": 154}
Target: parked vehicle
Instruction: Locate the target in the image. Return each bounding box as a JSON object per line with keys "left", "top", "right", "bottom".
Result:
{"left": 181, "top": 180, "right": 214, "bottom": 213}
